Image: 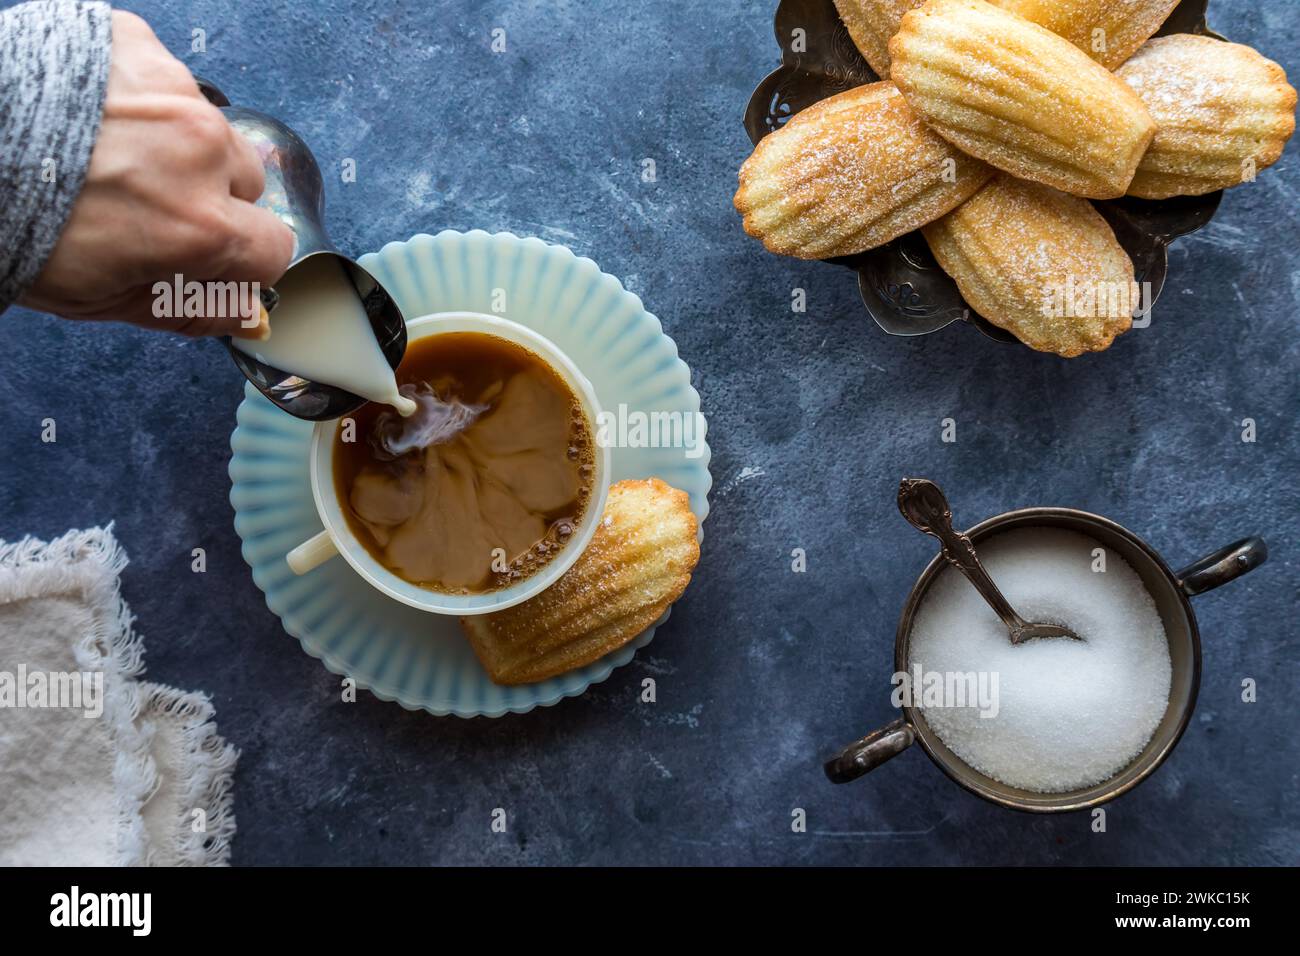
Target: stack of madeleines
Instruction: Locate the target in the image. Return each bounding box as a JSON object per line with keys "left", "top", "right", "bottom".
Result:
{"left": 734, "top": 0, "right": 1296, "bottom": 358}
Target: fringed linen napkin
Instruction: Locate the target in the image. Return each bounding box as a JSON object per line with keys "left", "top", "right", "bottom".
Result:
{"left": 0, "top": 527, "right": 237, "bottom": 866}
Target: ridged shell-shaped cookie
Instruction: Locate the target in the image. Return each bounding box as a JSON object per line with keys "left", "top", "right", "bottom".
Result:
{"left": 889, "top": 0, "right": 1157, "bottom": 198}
{"left": 995, "top": 0, "right": 1179, "bottom": 69}
{"left": 832, "top": 0, "right": 924, "bottom": 78}
{"left": 833, "top": 0, "right": 1176, "bottom": 77}
{"left": 462, "top": 479, "right": 700, "bottom": 685}
{"left": 1116, "top": 34, "right": 1297, "bottom": 199}
{"left": 734, "top": 82, "right": 995, "bottom": 259}
{"left": 922, "top": 176, "right": 1136, "bottom": 357}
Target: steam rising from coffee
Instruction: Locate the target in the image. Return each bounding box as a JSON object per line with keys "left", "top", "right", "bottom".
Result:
{"left": 370, "top": 383, "right": 487, "bottom": 459}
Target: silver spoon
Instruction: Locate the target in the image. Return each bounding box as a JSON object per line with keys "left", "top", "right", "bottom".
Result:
{"left": 897, "top": 478, "right": 1081, "bottom": 645}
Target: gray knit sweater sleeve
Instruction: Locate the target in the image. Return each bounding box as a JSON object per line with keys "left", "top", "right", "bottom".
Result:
{"left": 0, "top": 0, "right": 111, "bottom": 313}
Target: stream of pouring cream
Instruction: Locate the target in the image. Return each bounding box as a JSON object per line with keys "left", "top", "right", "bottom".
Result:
{"left": 231, "top": 255, "right": 417, "bottom": 416}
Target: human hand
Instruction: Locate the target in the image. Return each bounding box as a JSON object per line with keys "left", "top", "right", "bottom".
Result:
{"left": 20, "top": 10, "right": 294, "bottom": 337}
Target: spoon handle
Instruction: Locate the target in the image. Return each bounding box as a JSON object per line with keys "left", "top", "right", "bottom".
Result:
{"left": 897, "top": 479, "right": 1028, "bottom": 633}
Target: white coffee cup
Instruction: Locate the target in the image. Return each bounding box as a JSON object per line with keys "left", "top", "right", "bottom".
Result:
{"left": 285, "top": 311, "right": 611, "bottom": 615}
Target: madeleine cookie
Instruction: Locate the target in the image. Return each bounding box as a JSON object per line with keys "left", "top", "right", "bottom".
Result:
{"left": 462, "top": 478, "right": 700, "bottom": 686}
{"left": 1117, "top": 35, "right": 1297, "bottom": 199}
{"left": 889, "top": 0, "right": 1157, "bottom": 198}
{"left": 734, "top": 82, "right": 994, "bottom": 259}
{"left": 923, "top": 176, "right": 1136, "bottom": 357}
{"left": 832, "top": 0, "right": 1175, "bottom": 77}
{"left": 996, "top": 0, "right": 1178, "bottom": 69}
{"left": 832, "top": 0, "right": 924, "bottom": 78}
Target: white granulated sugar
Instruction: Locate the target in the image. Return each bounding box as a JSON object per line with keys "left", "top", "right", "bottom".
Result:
{"left": 908, "top": 528, "right": 1171, "bottom": 793}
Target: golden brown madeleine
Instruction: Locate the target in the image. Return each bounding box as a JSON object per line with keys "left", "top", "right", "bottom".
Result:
{"left": 734, "top": 82, "right": 994, "bottom": 259}
{"left": 832, "top": 0, "right": 925, "bottom": 78}
{"left": 1117, "top": 35, "right": 1297, "bottom": 199}
{"left": 889, "top": 0, "right": 1157, "bottom": 198}
{"left": 922, "top": 176, "right": 1136, "bottom": 357}
{"left": 992, "top": 0, "right": 1179, "bottom": 69}
{"left": 462, "top": 478, "right": 700, "bottom": 686}
{"left": 833, "top": 0, "right": 1176, "bottom": 76}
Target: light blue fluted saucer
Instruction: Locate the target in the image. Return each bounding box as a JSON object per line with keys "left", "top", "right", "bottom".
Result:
{"left": 228, "top": 231, "right": 711, "bottom": 717}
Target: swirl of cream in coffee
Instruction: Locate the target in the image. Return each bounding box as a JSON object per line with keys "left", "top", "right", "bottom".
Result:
{"left": 369, "top": 383, "right": 487, "bottom": 459}
{"left": 334, "top": 333, "right": 594, "bottom": 594}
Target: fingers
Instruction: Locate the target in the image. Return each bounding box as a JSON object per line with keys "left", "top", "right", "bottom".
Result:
{"left": 226, "top": 127, "right": 266, "bottom": 203}
{"left": 219, "top": 200, "right": 296, "bottom": 288}
{"left": 174, "top": 299, "right": 269, "bottom": 339}
{"left": 54, "top": 283, "right": 268, "bottom": 338}
{"left": 162, "top": 200, "right": 295, "bottom": 337}
{"left": 116, "top": 198, "right": 292, "bottom": 338}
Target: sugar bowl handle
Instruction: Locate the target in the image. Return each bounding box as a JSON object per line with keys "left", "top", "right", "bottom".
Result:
{"left": 1176, "top": 536, "right": 1268, "bottom": 596}
{"left": 824, "top": 718, "right": 915, "bottom": 784}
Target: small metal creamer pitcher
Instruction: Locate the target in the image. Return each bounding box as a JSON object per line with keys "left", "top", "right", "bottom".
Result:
{"left": 198, "top": 78, "right": 407, "bottom": 421}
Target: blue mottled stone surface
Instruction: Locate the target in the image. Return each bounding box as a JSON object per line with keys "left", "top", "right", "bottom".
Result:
{"left": 0, "top": 0, "right": 1296, "bottom": 865}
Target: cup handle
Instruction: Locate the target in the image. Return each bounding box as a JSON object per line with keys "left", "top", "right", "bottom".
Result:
{"left": 1175, "top": 536, "right": 1268, "bottom": 597}
{"left": 286, "top": 530, "right": 338, "bottom": 575}
{"left": 824, "top": 717, "right": 916, "bottom": 784}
